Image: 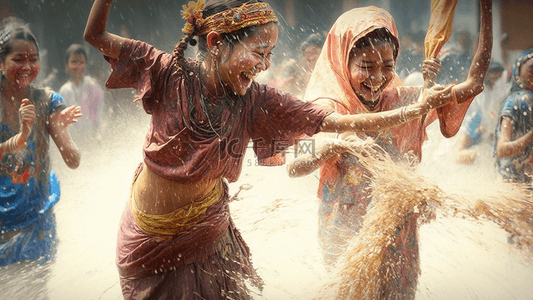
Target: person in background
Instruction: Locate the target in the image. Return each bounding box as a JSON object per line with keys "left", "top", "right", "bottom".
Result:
{"left": 58, "top": 44, "right": 105, "bottom": 144}
{"left": 298, "top": 33, "right": 324, "bottom": 90}
{"left": 396, "top": 30, "right": 426, "bottom": 79}
{"left": 456, "top": 60, "right": 505, "bottom": 165}
{"left": 495, "top": 47, "right": 533, "bottom": 183}
{"left": 287, "top": 2, "right": 492, "bottom": 298}
{"left": 262, "top": 33, "right": 325, "bottom": 166}
{"left": 0, "top": 17, "right": 81, "bottom": 267}
{"left": 269, "top": 32, "right": 324, "bottom": 98}
{"left": 84, "top": 0, "right": 454, "bottom": 298}
{"left": 437, "top": 29, "right": 474, "bottom": 85}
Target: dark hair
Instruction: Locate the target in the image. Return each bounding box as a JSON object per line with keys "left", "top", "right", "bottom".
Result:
{"left": 172, "top": 0, "right": 277, "bottom": 73}
{"left": 65, "top": 44, "right": 87, "bottom": 64}
{"left": 0, "top": 17, "right": 39, "bottom": 61}
{"left": 299, "top": 33, "right": 325, "bottom": 54}
{"left": 351, "top": 27, "right": 399, "bottom": 60}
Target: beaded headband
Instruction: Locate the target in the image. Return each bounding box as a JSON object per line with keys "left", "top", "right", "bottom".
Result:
{"left": 181, "top": 0, "right": 278, "bottom": 36}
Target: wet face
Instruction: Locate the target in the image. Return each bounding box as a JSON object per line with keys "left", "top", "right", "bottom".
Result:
{"left": 519, "top": 58, "right": 533, "bottom": 92}
{"left": 66, "top": 52, "right": 87, "bottom": 83}
{"left": 1, "top": 39, "right": 40, "bottom": 89}
{"left": 348, "top": 43, "right": 395, "bottom": 106}
{"left": 217, "top": 22, "right": 278, "bottom": 96}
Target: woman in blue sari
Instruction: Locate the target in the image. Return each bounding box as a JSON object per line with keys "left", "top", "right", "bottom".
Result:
{"left": 495, "top": 47, "right": 533, "bottom": 183}
{"left": 0, "top": 17, "right": 81, "bottom": 267}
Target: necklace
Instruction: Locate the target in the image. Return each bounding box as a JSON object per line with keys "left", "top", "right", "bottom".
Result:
{"left": 193, "top": 67, "right": 227, "bottom": 140}
{"left": 183, "top": 66, "right": 243, "bottom": 141}
{"left": 199, "top": 85, "right": 223, "bottom": 140}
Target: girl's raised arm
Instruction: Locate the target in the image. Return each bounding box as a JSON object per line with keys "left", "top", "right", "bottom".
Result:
{"left": 453, "top": 0, "right": 493, "bottom": 103}
{"left": 84, "top": 0, "right": 125, "bottom": 59}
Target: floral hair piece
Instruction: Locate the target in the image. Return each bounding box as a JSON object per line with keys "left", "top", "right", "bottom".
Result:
{"left": 181, "top": 1, "right": 278, "bottom": 36}
{"left": 181, "top": 0, "right": 206, "bottom": 35}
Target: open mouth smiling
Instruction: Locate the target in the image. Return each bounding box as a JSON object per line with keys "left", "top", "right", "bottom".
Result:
{"left": 240, "top": 71, "right": 258, "bottom": 86}
{"left": 362, "top": 81, "right": 385, "bottom": 93}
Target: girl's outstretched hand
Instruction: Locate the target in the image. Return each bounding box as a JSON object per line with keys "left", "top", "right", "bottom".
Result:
{"left": 421, "top": 84, "right": 454, "bottom": 109}
{"left": 340, "top": 133, "right": 377, "bottom": 157}
{"left": 53, "top": 105, "right": 82, "bottom": 127}
{"left": 19, "top": 99, "right": 36, "bottom": 141}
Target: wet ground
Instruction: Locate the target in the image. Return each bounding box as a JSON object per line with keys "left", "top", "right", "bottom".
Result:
{"left": 1, "top": 119, "right": 533, "bottom": 299}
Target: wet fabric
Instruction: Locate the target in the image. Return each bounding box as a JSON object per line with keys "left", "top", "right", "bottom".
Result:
{"left": 0, "top": 208, "right": 57, "bottom": 266}
{"left": 106, "top": 39, "right": 330, "bottom": 298}
{"left": 117, "top": 181, "right": 263, "bottom": 300}
{"left": 129, "top": 178, "right": 223, "bottom": 236}
{"left": 495, "top": 48, "right": 533, "bottom": 183}
{"left": 0, "top": 86, "right": 65, "bottom": 266}
{"left": 303, "top": 6, "right": 474, "bottom": 298}
{"left": 104, "top": 39, "right": 331, "bottom": 184}
{"left": 424, "top": 0, "right": 458, "bottom": 59}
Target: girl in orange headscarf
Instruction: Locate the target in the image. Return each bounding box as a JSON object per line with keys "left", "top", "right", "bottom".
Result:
{"left": 288, "top": 1, "right": 492, "bottom": 297}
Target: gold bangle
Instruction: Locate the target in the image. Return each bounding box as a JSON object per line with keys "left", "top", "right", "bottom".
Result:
{"left": 5, "top": 134, "right": 26, "bottom": 153}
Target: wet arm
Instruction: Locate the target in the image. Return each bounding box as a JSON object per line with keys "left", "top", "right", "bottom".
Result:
{"left": 453, "top": 0, "right": 493, "bottom": 103}
{"left": 287, "top": 134, "right": 340, "bottom": 177}
{"left": 0, "top": 135, "right": 27, "bottom": 159}
{"left": 319, "top": 101, "right": 430, "bottom": 133}
{"left": 84, "top": 0, "right": 125, "bottom": 58}
{"left": 496, "top": 117, "right": 533, "bottom": 158}
{"left": 0, "top": 100, "right": 36, "bottom": 158}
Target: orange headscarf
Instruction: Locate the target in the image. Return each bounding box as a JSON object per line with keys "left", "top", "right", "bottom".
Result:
{"left": 304, "top": 6, "right": 402, "bottom": 114}
{"left": 306, "top": 6, "right": 473, "bottom": 199}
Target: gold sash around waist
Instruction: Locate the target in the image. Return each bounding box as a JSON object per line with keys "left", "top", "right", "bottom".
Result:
{"left": 130, "top": 180, "right": 224, "bottom": 236}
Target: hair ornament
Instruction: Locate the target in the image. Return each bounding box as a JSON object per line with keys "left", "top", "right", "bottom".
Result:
{"left": 181, "top": 1, "right": 278, "bottom": 36}
{"left": 181, "top": 0, "right": 206, "bottom": 35}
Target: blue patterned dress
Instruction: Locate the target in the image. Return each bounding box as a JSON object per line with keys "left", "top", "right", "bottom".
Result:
{"left": 495, "top": 47, "right": 533, "bottom": 183}
{"left": 495, "top": 90, "right": 533, "bottom": 183}
{"left": 0, "top": 87, "right": 65, "bottom": 266}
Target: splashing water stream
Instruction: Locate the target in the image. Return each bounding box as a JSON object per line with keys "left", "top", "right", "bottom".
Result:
{"left": 1, "top": 119, "right": 533, "bottom": 299}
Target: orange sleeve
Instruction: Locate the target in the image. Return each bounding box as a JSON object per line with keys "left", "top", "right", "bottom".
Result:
{"left": 436, "top": 87, "right": 474, "bottom": 138}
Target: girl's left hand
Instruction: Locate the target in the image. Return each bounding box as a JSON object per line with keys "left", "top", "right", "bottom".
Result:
{"left": 55, "top": 105, "right": 82, "bottom": 127}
